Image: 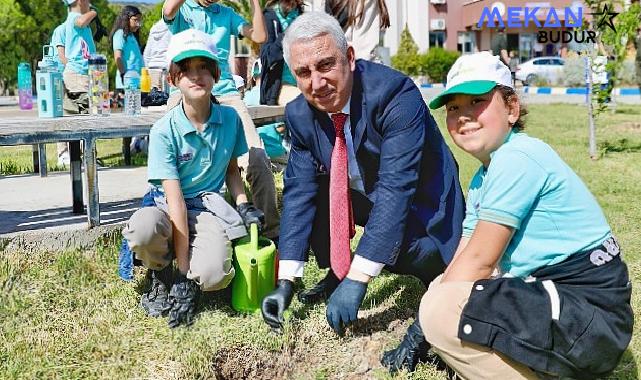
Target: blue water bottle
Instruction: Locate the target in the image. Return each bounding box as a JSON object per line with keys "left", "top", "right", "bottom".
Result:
{"left": 17, "top": 62, "right": 33, "bottom": 110}
{"left": 36, "top": 45, "right": 64, "bottom": 118}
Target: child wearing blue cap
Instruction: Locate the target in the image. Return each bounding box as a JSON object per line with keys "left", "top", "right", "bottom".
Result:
{"left": 122, "top": 29, "right": 264, "bottom": 328}
{"left": 419, "top": 52, "right": 633, "bottom": 379}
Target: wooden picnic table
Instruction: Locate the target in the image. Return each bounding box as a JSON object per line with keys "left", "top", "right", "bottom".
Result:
{"left": 0, "top": 105, "right": 285, "bottom": 228}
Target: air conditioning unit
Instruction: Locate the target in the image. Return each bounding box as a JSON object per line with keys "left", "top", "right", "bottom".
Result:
{"left": 430, "top": 0, "right": 446, "bottom": 4}
{"left": 430, "top": 19, "right": 446, "bottom": 30}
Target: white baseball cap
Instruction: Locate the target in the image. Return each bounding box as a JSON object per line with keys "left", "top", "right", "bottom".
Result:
{"left": 429, "top": 51, "right": 513, "bottom": 109}
{"left": 166, "top": 29, "right": 218, "bottom": 67}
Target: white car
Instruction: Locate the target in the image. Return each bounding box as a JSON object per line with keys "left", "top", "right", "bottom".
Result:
{"left": 515, "top": 57, "right": 565, "bottom": 86}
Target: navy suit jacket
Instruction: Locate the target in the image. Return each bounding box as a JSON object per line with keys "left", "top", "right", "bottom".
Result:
{"left": 279, "top": 60, "right": 465, "bottom": 266}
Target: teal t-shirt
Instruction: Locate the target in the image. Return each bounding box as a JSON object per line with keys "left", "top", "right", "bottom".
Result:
{"left": 64, "top": 12, "right": 96, "bottom": 75}
{"left": 462, "top": 131, "right": 612, "bottom": 278}
{"left": 274, "top": 5, "right": 298, "bottom": 86}
{"left": 164, "top": 1, "right": 247, "bottom": 96}
{"left": 112, "top": 28, "right": 144, "bottom": 89}
{"left": 147, "top": 102, "right": 248, "bottom": 198}
{"left": 243, "top": 87, "right": 286, "bottom": 158}
{"left": 50, "top": 23, "right": 66, "bottom": 68}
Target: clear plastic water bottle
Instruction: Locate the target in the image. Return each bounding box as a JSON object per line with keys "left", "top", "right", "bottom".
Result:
{"left": 124, "top": 70, "right": 141, "bottom": 116}
{"left": 17, "top": 62, "right": 33, "bottom": 110}
{"left": 88, "top": 54, "right": 110, "bottom": 116}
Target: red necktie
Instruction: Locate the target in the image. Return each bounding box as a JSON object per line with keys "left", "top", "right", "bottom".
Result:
{"left": 329, "top": 113, "right": 355, "bottom": 280}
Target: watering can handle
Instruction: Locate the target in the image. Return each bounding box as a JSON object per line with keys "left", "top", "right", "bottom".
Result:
{"left": 250, "top": 223, "right": 258, "bottom": 251}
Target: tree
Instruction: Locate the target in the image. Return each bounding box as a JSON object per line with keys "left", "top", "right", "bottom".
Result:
{"left": 0, "top": 0, "right": 115, "bottom": 94}
{"left": 581, "top": 0, "right": 641, "bottom": 158}
{"left": 219, "top": 0, "right": 268, "bottom": 55}
{"left": 391, "top": 24, "right": 421, "bottom": 76}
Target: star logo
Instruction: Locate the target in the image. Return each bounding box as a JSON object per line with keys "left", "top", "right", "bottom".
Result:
{"left": 590, "top": 4, "right": 619, "bottom": 33}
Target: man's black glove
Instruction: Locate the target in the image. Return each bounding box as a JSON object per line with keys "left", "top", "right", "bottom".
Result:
{"left": 167, "top": 274, "right": 199, "bottom": 328}
{"left": 326, "top": 277, "right": 368, "bottom": 336}
{"left": 261, "top": 279, "right": 294, "bottom": 332}
{"left": 237, "top": 202, "right": 265, "bottom": 231}
{"left": 381, "top": 319, "right": 431, "bottom": 372}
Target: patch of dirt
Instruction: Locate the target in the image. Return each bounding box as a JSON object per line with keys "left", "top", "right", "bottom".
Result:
{"left": 212, "top": 345, "right": 290, "bottom": 380}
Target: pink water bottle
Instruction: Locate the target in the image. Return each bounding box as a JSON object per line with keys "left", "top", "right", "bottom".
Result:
{"left": 17, "top": 62, "right": 33, "bottom": 110}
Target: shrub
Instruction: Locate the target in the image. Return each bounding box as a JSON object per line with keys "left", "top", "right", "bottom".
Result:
{"left": 561, "top": 54, "right": 587, "bottom": 87}
{"left": 420, "top": 48, "right": 460, "bottom": 84}
{"left": 617, "top": 59, "right": 637, "bottom": 86}
{"left": 391, "top": 25, "right": 421, "bottom": 76}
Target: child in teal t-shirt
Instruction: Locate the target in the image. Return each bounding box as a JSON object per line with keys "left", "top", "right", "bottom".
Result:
{"left": 50, "top": 22, "right": 67, "bottom": 69}
{"left": 162, "top": 0, "right": 281, "bottom": 243}
{"left": 110, "top": 6, "right": 144, "bottom": 90}
{"left": 123, "top": 29, "right": 265, "bottom": 329}
{"left": 418, "top": 52, "right": 632, "bottom": 379}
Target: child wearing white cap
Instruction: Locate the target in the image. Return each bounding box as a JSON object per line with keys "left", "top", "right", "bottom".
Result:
{"left": 419, "top": 52, "right": 632, "bottom": 379}
{"left": 122, "top": 29, "right": 264, "bottom": 328}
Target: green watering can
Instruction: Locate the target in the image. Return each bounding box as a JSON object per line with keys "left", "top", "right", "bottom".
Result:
{"left": 231, "top": 223, "right": 277, "bottom": 312}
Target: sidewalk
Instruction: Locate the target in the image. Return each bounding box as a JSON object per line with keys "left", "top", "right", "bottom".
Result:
{"left": 0, "top": 166, "right": 148, "bottom": 252}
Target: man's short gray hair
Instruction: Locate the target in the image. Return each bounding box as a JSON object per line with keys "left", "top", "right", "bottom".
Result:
{"left": 282, "top": 11, "right": 348, "bottom": 66}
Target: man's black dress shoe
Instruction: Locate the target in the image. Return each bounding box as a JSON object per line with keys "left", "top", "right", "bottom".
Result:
{"left": 297, "top": 270, "right": 341, "bottom": 304}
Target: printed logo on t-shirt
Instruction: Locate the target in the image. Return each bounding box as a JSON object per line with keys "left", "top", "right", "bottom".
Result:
{"left": 178, "top": 151, "right": 194, "bottom": 162}
{"left": 81, "top": 38, "right": 90, "bottom": 59}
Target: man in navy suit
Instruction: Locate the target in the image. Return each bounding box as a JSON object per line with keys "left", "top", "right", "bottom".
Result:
{"left": 260, "top": 11, "right": 465, "bottom": 372}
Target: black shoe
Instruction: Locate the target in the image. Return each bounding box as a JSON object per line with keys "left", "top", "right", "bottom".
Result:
{"left": 140, "top": 267, "right": 172, "bottom": 318}
{"left": 297, "top": 270, "right": 340, "bottom": 305}
{"left": 381, "top": 319, "right": 431, "bottom": 372}
{"left": 167, "top": 274, "right": 200, "bottom": 328}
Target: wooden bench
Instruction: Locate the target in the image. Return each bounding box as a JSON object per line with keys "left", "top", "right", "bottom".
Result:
{"left": 0, "top": 105, "right": 285, "bottom": 228}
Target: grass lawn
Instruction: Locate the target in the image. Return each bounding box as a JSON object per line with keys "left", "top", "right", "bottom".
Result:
{"left": 1, "top": 103, "right": 640, "bottom": 379}
{"left": 0, "top": 139, "right": 147, "bottom": 176}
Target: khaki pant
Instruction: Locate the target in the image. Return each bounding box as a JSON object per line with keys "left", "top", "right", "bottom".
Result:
{"left": 167, "top": 92, "right": 280, "bottom": 239}
{"left": 122, "top": 207, "right": 235, "bottom": 292}
{"left": 419, "top": 275, "right": 539, "bottom": 380}
{"left": 278, "top": 84, "right": 301, "bottom": 106}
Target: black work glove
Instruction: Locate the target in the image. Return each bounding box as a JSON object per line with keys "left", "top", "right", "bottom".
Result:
{"left": 381, "top": 319, "right": 431, "bottom": 372}
{"left": 326, "top": 277, "right": 368, "bottom": 336}
{"left": 261, "top": 279, "right": 294, "bottom": 332}
{"left": 167, "top": 274, "right": 199, "bottom": 328}
{"left": 237, "top": 202, "right": 265, "bottom": 231}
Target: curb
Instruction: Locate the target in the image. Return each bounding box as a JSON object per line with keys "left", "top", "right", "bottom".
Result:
{"left": 0, "top": 223, "right": 124, "bottom": 254}
{"left": 524, "top": 87, "right": 640, "bottom": 96}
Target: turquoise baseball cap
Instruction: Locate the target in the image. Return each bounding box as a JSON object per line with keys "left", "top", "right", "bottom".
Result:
{"left": 429, "top": 51, "right": 513, "bottom": 109}
{"left": 166, "top": 29, "right": 219, "bottom": 66}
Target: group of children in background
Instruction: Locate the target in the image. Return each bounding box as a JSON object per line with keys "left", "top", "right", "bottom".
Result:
{"left": 45, "top": 1, "right": 632, "bottom": 378}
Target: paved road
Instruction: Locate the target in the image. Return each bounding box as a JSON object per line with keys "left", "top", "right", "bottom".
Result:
{"left": 0, "top": 166, "right": 147, "bottom": 236}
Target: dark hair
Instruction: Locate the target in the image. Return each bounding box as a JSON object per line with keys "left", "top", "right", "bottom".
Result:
{"left": 496, "top": 85, "right": 527, "bottom": 131}
{"left": 168, "top": 57, "right": 220, "bottom": 104}
{"left": 325, "top": 0, "right": 390, "bottom": 30}
{"left": 109, "top": 6, "right": 142, "bottom": 47}
{"left": 265, "top": 0, "right": 305, "bottom": 15}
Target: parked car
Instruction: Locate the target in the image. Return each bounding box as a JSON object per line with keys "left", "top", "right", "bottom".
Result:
{"left": 515, "top": 56, "right": 565, "bottom": 85}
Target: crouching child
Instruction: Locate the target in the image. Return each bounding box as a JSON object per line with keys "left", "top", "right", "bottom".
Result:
{"left": 122, "top": 29, "right": 264, "bottom": 328}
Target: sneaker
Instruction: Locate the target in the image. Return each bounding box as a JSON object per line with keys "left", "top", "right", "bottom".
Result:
{"left": 140, "top": 268, "right": 172, "bottom": 317}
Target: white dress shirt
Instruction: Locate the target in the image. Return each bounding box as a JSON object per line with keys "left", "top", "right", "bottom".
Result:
{"left": 279, "top": 100, "right": 386, "bottom": 279}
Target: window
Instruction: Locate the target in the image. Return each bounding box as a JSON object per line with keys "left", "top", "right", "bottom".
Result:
{"left": 551, "top": 59, "right": 564, "bottom": 65}
{"left": 534, "top": 59, "right": 551, "bottom": 65}
{"left": 429, "top": 32, "right": 445, "bottom": 48}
